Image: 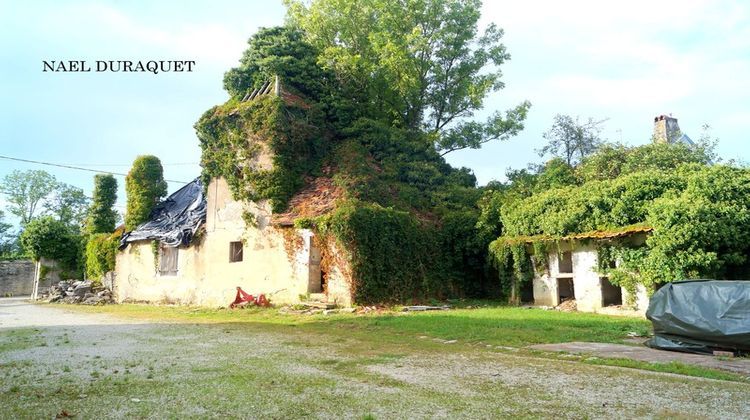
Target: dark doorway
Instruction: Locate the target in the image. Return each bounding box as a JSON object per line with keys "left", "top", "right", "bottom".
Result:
{"left": 601, "top": 277, "right": 623, "bottom": 306}
{"left": 520, "top": 280, "right": 534, "bottom": 303}
{"left": 557, "top": 277, "right": 575, "bottom": 302}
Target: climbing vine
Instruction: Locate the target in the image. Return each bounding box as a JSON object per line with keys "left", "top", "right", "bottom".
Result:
{"left": 315, "top": 200, "right": 445, "bottom": 304}
{"left": 195, "top": 95, "right": 328, "bottom": 213}
{"left": 491, "top": 164, "right": 750, "bottom": 295}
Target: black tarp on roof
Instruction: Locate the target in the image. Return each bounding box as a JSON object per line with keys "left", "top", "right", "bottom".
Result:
{"left": 119, "top": 178, "right": 207, "bottom": 249}
{"left": 646, "top": 280, "right": 750, "bottom": 354}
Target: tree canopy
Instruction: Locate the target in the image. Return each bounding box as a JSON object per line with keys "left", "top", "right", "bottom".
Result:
{"left": 283, "top": 0, "right": 530, "bottom": 155}
{"left": 538, "top": 114, "right": 605, "bottom": 166}
{"left": 19, "top": 216, "right": 80, "bottom": 272}
{"left": 223, "top": 26, "right": 328, "bottom": 100}
{"left": 1, "top": 170, "right": 57, "bottom": 225}
{"left": 46, "top": 184, "right": 89, "bottom": 231}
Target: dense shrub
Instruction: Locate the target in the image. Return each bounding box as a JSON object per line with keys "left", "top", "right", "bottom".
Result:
{"left": 19, "top": 216, "right": 81, "bottom": 275}
{"left": 317, "top": 201, "right": 441, "bottom": 304}
{"left": 85, "top": 233, "right": 119, "bottom": 280}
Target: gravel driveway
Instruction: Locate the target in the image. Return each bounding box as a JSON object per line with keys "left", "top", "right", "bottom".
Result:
{"left": 2, "top": 297, "right": 749, "bottom": 419}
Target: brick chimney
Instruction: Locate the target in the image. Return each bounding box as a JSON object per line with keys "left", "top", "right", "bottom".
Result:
{"left": 653, "top": 114, "right": 681, "bottom": 144}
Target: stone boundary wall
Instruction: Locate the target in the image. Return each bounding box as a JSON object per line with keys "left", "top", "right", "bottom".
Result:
{"left": 0, "top": 260, "right": 35, "bottom": 296}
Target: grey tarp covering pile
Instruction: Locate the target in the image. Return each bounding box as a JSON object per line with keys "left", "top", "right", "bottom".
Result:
{"left": 646, "top": 280, "right": 750, "bottom": 354}
{"left": 119, "top": 178, "right": 207, "bottom": 249}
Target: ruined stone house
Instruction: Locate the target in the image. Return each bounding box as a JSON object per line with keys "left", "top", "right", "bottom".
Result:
{"left": 115, "top": 81, "right": 353, "bottom": 307}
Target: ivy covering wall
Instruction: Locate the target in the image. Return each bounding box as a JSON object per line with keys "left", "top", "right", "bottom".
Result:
{"left": 490, "top": 164, "right": 750, "bottom": 297}
{"left": 195, "top": 95, "right": 328, "bottom": 213}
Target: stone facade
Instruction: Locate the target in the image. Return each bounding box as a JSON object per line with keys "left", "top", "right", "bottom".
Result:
{"left": 0, "top": 260, "right": 35, "bottom": 296}
{"left": 115, "top": 177, "right": 353, "bottom": 307}
{"left": 0, "top": 258, "right": 62, "bottom": 297}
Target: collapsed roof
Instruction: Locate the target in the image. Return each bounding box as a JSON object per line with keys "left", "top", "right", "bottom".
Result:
{"left": 119, "top": 178, "right": 207, "bottom": 249}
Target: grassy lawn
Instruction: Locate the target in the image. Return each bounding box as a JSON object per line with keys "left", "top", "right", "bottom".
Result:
{"left": 3, "top": 302, "right": 749, "bottom": 418}
{"left": 68, "top": 303, "right": 652, "bottom": 347}
{"left": 64, "top": 303, "right": 750, "bottom": 383}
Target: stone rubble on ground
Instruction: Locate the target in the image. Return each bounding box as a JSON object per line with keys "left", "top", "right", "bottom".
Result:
{"left": 40, "top": 280, "right": 115, "bottom": 305}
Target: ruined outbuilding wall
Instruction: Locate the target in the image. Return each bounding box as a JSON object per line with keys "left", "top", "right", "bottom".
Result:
{"left": 532, "top": 240, "right": 650, "bottom": 315}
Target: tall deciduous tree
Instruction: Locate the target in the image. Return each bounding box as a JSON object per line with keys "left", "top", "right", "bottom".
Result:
{"left": 46, "top": 184, "right": 89, "bottom": 231}
{"left": 125, "top": 155, "right": 167, "bottom": 231}
{"left": 538, "top": 114, "right": 606, "bottom": 166}
{"left": 86, "top": 174, "right": 118, "bottom": 234}
{"left": 285, "top": 0, "right": 530, "bottom": 155}
{"left": 0, "top": 170, "right": 57, "bottom": 225}
{"left": 0, "top": 210, "right": 14, "bottom": 256}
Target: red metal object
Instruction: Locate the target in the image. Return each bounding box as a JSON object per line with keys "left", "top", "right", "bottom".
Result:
{"left": 230, "top": 287, "right": 270, "bottom": 308}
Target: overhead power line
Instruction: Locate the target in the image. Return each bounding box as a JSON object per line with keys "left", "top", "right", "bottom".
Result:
{"left": 68, "top": 162, "right": 199, "bottom": 167}
{"left": 0, "top": 154, "right": 190, "bottom": 184}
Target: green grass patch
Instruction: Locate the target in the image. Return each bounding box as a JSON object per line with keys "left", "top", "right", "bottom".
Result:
{"left": 56, "top": 303, "right": 750, "bottom": 383}
{"left": 65, "top": 303, "right": 650, "bottom": 347}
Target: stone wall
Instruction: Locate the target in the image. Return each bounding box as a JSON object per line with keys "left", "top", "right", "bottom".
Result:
{"left": 0, "top": 260, "right": 35, "bottom": 296}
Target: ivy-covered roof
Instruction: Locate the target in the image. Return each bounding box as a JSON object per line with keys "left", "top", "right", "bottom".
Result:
{"left": 505, "top": 225, "right": 653, "bottom": 245}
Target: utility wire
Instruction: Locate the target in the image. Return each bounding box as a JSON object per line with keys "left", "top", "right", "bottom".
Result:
{"left": 68, "top": 162, "right": 199, "bottom": 167}
{"left": 0, "top": 154, "right": 190, "bottom": 184}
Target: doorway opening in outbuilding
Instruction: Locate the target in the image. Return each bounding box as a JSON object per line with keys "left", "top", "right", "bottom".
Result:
{"left": 557, "top": 277, "right": 575, "bottom": 304}
{"left": 601, "top": 277, "right": 623, "bottom": 306}
{"left": 520, "top": 280, "right": 534, "bottom": 303}
{"left": 308, "top": 241, "right": 326, "bottom": 294}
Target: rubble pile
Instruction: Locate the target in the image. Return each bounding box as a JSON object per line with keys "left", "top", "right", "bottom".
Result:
{"left": 42, "top": 280, "right": 114, "bottom": 305}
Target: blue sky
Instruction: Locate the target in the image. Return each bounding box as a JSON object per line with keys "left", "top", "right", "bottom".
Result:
{"left": 1, "top": 0, "right": 749, "bottom": 224}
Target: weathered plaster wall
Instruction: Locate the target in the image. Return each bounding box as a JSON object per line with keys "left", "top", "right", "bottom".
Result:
{"left": 115, "top": 177, "right": 352, "bottom": 307}
{"left": 0, "top": 260, "right": 35, "bottom": 296}
{"left": 532, "top": 253, "right": 556, "bottom": 307}
{"left": 570, "top": 246, "right": 603, "bottom": 312}
{"left": 532, "top": 242, "right": 650, "bottom": 315}
{"left": 321, "top": 239, "right": 352, "bottom": 307}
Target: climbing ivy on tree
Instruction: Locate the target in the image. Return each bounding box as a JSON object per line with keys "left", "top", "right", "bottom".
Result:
{"left": 125, "top": 155, "right": 167, "bottom": 231}
{"left": 86, "top": 174, "right": 118, "bottom": 235}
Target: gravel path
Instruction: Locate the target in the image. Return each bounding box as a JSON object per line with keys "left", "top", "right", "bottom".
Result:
{"left": 0, "top": 297, "right": 141, "bottom": 329}
{"left": 2, "top": 298, "right": 749, "bottom": 419}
